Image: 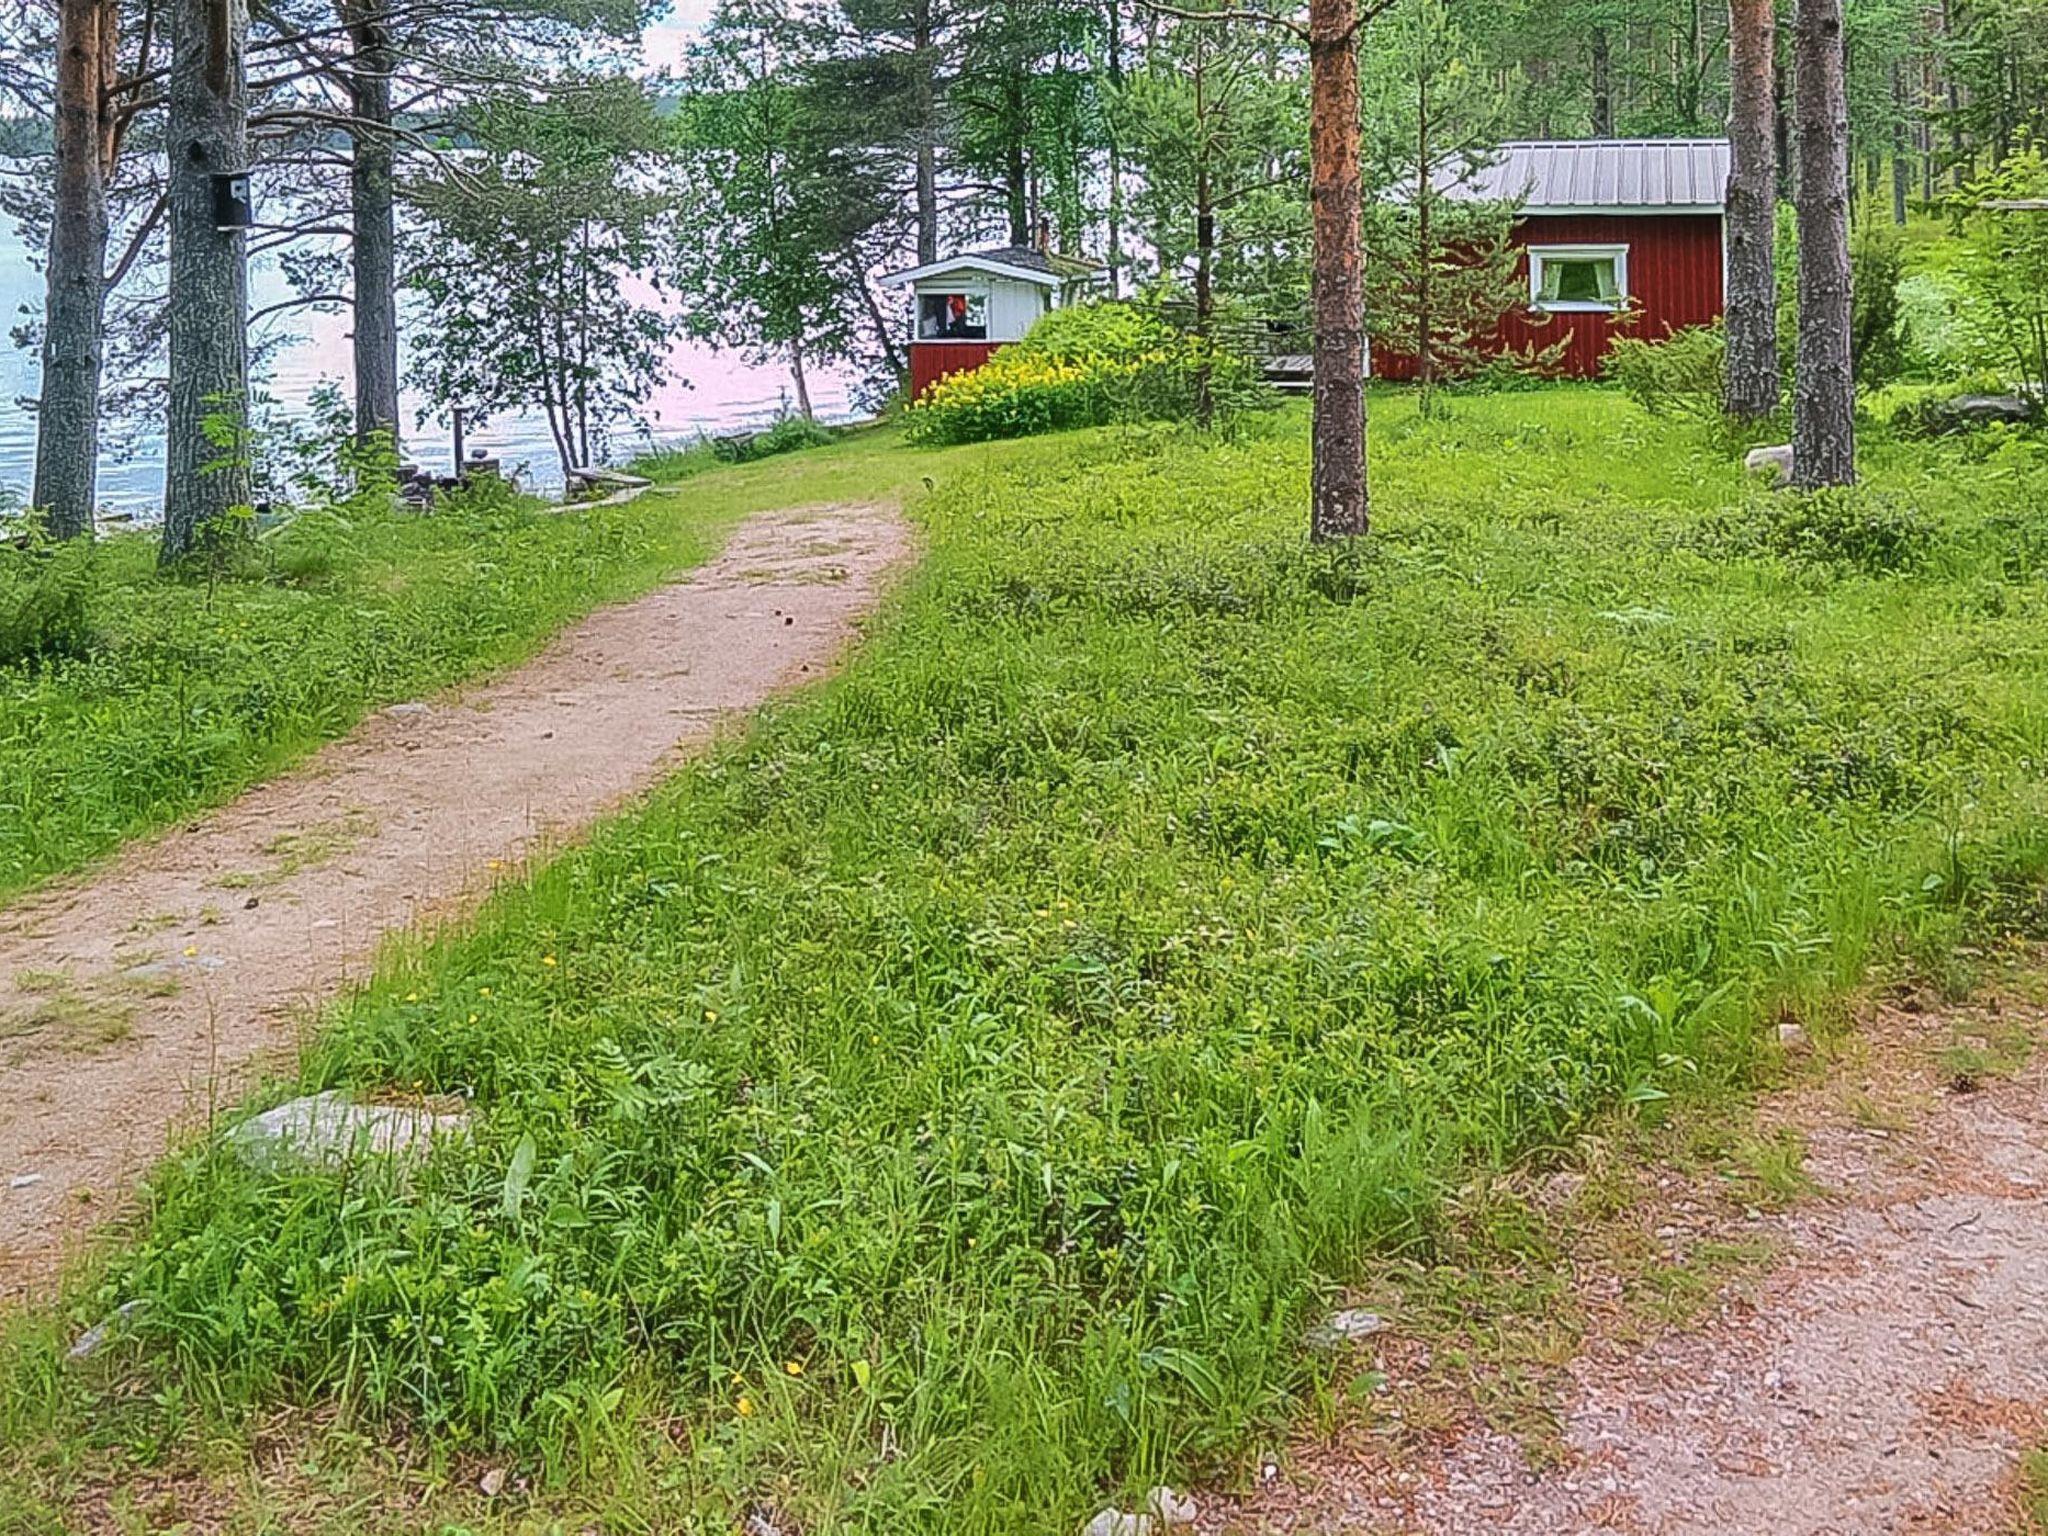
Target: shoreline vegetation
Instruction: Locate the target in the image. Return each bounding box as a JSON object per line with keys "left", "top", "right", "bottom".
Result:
{"left": 6, "top": 386, "right": 2048, "bottom": 1530}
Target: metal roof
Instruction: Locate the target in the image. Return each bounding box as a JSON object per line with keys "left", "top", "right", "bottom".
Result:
{"left": 882, "top": 245, "right": 1105, "bottom": 288}
{"left": 1434, "top": 138, "right": 1731, "bottom": 212}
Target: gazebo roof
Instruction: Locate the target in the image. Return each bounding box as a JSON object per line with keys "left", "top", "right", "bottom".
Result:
{"left": 883, "top": 244, "right": 1104, "bottom": 288}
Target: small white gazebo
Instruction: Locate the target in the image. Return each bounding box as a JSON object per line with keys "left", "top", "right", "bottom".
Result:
{"left": 883, "top": 240, "right": 1104, "bottom": 395}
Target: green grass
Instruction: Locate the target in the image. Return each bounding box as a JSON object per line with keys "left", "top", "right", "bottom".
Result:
{"left": 0, "top": 431, "right": 916, "bottom": 902}
{"left": 8, "top": 389, "right": 2048, "bottom": 1531}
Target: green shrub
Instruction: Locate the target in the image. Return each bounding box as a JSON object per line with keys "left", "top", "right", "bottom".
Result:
{"left": 1865, "top": 376, "right": 2041, "bottom": 438}
{"left": 1699, "top": 485, "right": 1932, "bottom": 573}
{"left": 1851, "top": 223, "right": 1909, "bottom": 386}
{"left": 627, "top": 438, "right": 723, "bottom": 483}
{"left": 1955, "top": 152, "right": 2048, "bottom": 399}
{"left": 1605, "top": 323, "right": 1735, "bottom": 428}
{"left": 0, "top": 525, "right": 98, "bottom": 669}
{"left": 905, "top": 301, "right": 1263, "bottom": 446}
{"left": 711, "top": 414, "right": 838, "bottom": 464}
{"left": 1894, "top": 271, "right": 1973, "bottom": 378}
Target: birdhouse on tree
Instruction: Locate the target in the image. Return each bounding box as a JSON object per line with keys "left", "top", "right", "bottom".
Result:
{"left": 883, "top": 229, "right": 1105, "bottom": 397}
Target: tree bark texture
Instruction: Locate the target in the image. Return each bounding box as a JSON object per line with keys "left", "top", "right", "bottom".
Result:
{"left": 1308, "top": 0, "right": 1367, "bottom": 541}
{"left": 790, "top": 341, "right": 814, "bottom": 420}
{"left": 1723, "top": 0, "right": 1780, "bottom": 419}
{"left": 1890, "top": 60, "right": 1910, "bottom": 225}
{"left": 1792, "top": 0, "right": 1855, "bottom": 487}
{"left": 1590, "top": 28, "right": 1613, "bottom": 135}
{"left": 344, "top": 0, "right": 399, "bottom": 452}
{"left": 913, "top": 0, "right": 939, "bottom": 264}
{"left": 33, "top": 0, "right": 117, "bottom": 540}
{"left": 162, "top": 0, "right": 251, "bottom": 562}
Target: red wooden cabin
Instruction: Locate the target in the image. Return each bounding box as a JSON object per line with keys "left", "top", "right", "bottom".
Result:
{"left": 1372, "top": 138, "right": 1731, "bottom": 380}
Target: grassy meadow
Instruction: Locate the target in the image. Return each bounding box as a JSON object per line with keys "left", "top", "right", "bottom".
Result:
{"left": 7, "top": 387, "right": 2048, "bottom": 1531}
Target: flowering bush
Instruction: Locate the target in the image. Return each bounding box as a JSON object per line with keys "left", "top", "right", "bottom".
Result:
{"left": 905, "top": 301, "right": 1260, "bottom": 445}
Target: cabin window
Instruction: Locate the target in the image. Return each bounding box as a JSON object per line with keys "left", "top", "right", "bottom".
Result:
{"left": 918, "top": 291, "right": 988, "bottom": 340}
{"left": 1529, "top": 245, "right": 1628, "bottom": 311}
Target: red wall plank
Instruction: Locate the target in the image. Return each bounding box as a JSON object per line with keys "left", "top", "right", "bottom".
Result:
{"left": 1373, "top": 212, "right": 1725, "bottom": 380}
{"left": 911, "top": 341, "right": 1003, "bottom": 398}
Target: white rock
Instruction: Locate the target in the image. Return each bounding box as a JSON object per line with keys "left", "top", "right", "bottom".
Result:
{"left": 69, "top": 1298, "right": 148, "bottom": 1360}
{"left": 383, "top": 702, "right": 433, "bottom": 720}
{"left": 1082, "top": 1512, "right": 1152, "bottom": 1536}
{"left": 9, "top": 1173, "right": 43, "bottom": 1190}
{"left": 1305, "top": 1307, "right": 1387, "bottom": 1349}
{"left": 1148, "top": 1487, "right": 1198, "bottom": 1526}
{"left": 231, "top": 1090, "right": 467, "bottom": 1168}
{"left": 1777, "top": 1020, "right": 1810, "bottom": 1050}
{"left": 1745, "top": 443, "right": 1794, "bottom": 483}
{"left": 478, "top": 1466, "right": 507, "bottom": 1498}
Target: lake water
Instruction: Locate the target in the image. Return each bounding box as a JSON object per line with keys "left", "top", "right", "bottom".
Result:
{"left": 0, "top": 214, "right": 856, "bottom": 516}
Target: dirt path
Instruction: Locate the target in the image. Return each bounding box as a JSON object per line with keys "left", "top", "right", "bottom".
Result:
{"left": 0, "top": 501, "right": 912, "bottom": 1298}
{"left": 1217, "top": 993, "right": 2048, "bottom": 1535}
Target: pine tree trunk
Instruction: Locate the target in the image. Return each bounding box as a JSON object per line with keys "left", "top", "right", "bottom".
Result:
{"left": 161, "top": 0, "right": 251, "bottom": 563}
{"left": 1590, "top": 28, "right": 1614, "bottom": 135}
{"left": 1889, "top": 61, "right": 1910, "bottom": 225}
{"left": 1003, "top": 79, "right": 1029, "bottom": 246}
{"left": 1723, "top": 0, "right": 1780, "bottom": 419}
{"left": 913, "top": 0, "right": 938, "bottom": 265}
{"left": 1791, "top": 0, "right": 1855, "bottom": 488}
{"left": 1308, "top": 0, "right": 1367, "bottom": 541}
{"left": 32, "top": 0, "right": 114, "bottom": 540}
{"left": 1414, "top": 17, "right": 1435, "bottom": 410}
{"left": 1102, "top": 0, "right": 1125, "bottom": 297}
{"left": 344, "top": 0, "right": 399, "bottom": 453}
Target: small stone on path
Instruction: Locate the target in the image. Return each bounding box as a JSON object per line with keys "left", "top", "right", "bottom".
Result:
{"left": 1306, "top": 1307, "right": 1388, "bottom": 1349}
{"left": 383, "top": 702, "right": 433, "bottom": 720}
{"left": 1779, "top": 1021, "right": 1810, "bottom": 1050}
{"left": 1083, "top": 1511, "right": 1152, "bottom": 1536}
{"left": 1148, "top": 1487, "right": 1198, "bottom": 1526}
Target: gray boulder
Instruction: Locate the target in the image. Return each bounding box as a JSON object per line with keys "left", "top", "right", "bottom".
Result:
{"left": 1919, "top": 393, "right": 2037, "bottom": 434}
{"left": 232, "top": 1090, "right": 468, "bottom": 1168}
{"left": 1744, "top": 443, "right": 1794, "bottom": 484}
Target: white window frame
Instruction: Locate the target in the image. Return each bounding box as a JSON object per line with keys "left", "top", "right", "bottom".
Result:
{"left": 1528, "top": 243, "right": 1630, "bottom": 313}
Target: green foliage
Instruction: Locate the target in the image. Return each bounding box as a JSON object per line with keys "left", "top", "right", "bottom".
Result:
{"left": 34, "top": 390, "right": 2048, "bottom": 1531}
{"left": 1696, "top": 485, "right": 1932, "bottom": 573}
{"left": 672, "top": 2, "right": 881, "bottom": 383}
{"left": 406, "top": 79, "right": 680, "bottom": 481}
{"left": 1863, "top": 375, "right": 2041, "bottom": 437}
{"left": 905, "top": 302, "right": 1261, "bottom": 446}
{"left": 710, "top": 414, "right": 839, "bottom": 464}
{"left": 1955, "top": 152, "right": 2048, "bottom": 401}
{"left": 0, "top": 523, "right": 98, "bottom": 669}
{"left": 1605, "top": 324, "right": 1736, "bottom": 429}
{"left": 1110, "top": 12, "right": 1308, "bottom": 318}
{"left": 1851, "top": 222, "right": 1910, "bottom": 386}
{"left": 625, "top": 439, "right": 724, "bottom": 484}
